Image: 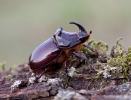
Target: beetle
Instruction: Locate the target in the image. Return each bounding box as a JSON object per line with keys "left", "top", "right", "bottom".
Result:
{"left": 29, "top": 21, "right": 93, "bottom": 81}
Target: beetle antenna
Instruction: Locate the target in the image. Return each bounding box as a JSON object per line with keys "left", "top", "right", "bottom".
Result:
{"left": 69, "top": 21, "right": 87, "bottom": 33}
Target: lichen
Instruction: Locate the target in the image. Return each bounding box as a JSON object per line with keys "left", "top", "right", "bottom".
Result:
{"left": 11, "top": 80, "right": 22, "bottom": 93}
{"left": 54, "top": 89, "right": 86, "bottom": 100}
{"left": 67, "top": 67, "right": 77, "bottom": 77}
{"left": 96, "top": 63, "right": 117, "bottom": 78}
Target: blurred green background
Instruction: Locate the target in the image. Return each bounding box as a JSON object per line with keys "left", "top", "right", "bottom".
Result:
{"left": 0, "top": 0, "right": 131, "bottom": 69}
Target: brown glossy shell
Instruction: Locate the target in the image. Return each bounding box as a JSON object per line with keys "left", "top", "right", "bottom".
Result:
{"left": 29, "top": 38, "right": 62, "bottom": 71}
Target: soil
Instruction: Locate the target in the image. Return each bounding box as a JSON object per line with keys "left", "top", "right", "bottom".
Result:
{"left": 0, "top": 61, "right": 131, "bottom": 100}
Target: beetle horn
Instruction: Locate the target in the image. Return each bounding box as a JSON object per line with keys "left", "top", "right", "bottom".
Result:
{"left": 69, "top": 21, "right": 87, "bottom": 33}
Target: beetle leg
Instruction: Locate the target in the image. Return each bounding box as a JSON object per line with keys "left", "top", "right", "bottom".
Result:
{"left": 73, "top": 51, "right": 88, "bottom": 60}
{"left": 73, "top": 51, "right": 92, "bottom": 67}
{"left": 35, "top": 68, "right": 47, "bottom": 83}
{"left": 64, "top": 60, "right": 67, "bottom": 73}
{"left": 83, "top": 44, "right": 98, "bottom": 56}
{"left": 83, "top": 44, "right": 93, "bottom": 51}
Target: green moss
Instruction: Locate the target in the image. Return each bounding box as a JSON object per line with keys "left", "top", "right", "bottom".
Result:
{"left": 82, "top": 40, "right": 108, "bottom": 56}
{"left": 107, "top": 38, "right": 131, "bottom": 81}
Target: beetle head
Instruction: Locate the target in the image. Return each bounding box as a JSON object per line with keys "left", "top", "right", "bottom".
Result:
{"left": 70, "top": 21, "right": 91, "bottom": 43}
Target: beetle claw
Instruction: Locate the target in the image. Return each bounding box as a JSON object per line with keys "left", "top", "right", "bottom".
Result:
{"left": 34, "top": 77, "right": 39, "bottom": 83}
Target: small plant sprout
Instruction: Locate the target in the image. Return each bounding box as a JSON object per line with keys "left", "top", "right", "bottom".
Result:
{"left": 112, "top": 37, "right": 124, "bottom": 57}
{"left": 0, "top": 61, "right": 6, "bottom": 71}
{"left": 9, "top": 64, "right": 16, "bottom": 72}
{"left": 5, "top": 74, "right": 12, "bottom": 79}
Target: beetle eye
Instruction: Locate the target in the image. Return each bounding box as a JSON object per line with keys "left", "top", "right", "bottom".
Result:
{"left": 79, "top": 35, "right": 90, "bottom": 43}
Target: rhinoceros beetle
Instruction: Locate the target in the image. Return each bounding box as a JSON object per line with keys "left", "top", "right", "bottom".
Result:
{"left": 29, "top": 21, "right": 93, "bottom": 81}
